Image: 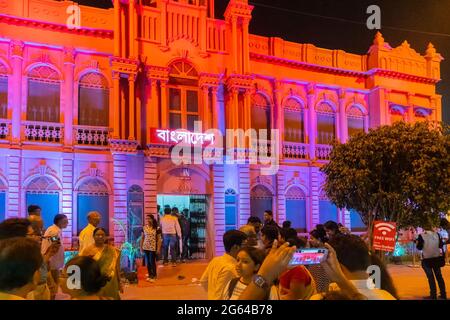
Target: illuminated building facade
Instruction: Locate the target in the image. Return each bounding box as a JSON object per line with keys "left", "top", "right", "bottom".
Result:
{"left": 0, "top": 0, "right": 443, "bottom": 257}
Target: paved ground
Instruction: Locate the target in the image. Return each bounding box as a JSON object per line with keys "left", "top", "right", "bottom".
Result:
{"left": 121, "top": 261, "right": 450, "bottom": 300}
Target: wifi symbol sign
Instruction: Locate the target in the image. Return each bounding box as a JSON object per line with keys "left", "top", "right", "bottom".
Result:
{"left": 375, "top": 222, "right": 395, "bottom": 236}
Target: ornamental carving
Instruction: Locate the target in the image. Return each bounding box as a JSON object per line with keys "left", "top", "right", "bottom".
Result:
{"left": 286, "top": 171, "right": 307, "bottom": 189}
{"left": 27, "top": 65, "right": 60, "bottom": 81}
{"left": 63, "top": 47, "right": 76, "bottom": 64}
{"left": 80, "top": 163, "right": 105, "bottom": 179}
{"left": 199, "top": 73, "right": 222, "bottom": 88}
{"left": 347, "top": 105, "right": 364, "bottom": 118}
{"left": 252, "top": 93, "right": 270, "bottom": 109}
{"left": 316, "top": 102, "right": 334, "bottom": 114}
{"left": 146, "top": 65, "right": 169, "bottom": 81}
{"left": 250, "top": 184, "right": 272, "bottom": 199}
{"left": 285, "top": 186, "right": 306, "bottom": 200}
{"left": 10, "top": 40, "right": 24, "bottom": 57}
{"left": 29, "top": 160, "right": 58, "bottom": 177}
{"left": 110, "top": 57, "right": 139, "bottom": 74}
{"left": 284, "top": 97, "right": 303, "bottom": 111}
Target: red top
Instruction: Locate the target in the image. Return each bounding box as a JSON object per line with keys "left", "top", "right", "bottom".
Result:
{"left": 279, "top": 266, "right": 312, "bottom": 290}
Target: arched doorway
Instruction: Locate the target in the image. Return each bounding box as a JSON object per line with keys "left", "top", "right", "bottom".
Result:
{"left": 250, "top": 185, "right": 273, "bottom": 222}
{"left": 25, "top": 176, "right": 61, "bottom": 229}
{"left": 127, "top": 185, "right": 144, "bottom": 246}
{"left": 76, "top": 178, "right": 110, "bottom": 235}
{"left": 285, "top": 186, "right": 307, "bottom": 232}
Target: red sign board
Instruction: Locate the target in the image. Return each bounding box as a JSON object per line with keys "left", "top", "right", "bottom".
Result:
{"left": 373, "top": 221, "right": 397, "bottom": 252}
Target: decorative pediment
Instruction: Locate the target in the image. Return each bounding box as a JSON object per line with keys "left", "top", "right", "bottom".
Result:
{"left": 286, "top": 171, "right": 306, "bottom": 188}
{"left": 77, "top": 178, "right": 109, "bottom": 194}
{"left": 390, "top": 41, "right": 425, "bottom": 62}
{"left": 316, "top": 101, "right": 335, "bottom": 114}
{"left": 80, "top": 163, "right": 105, "bottom": 179}
{"left": 285, "top": 186, "right": 306, "bottom": 199}
{"left": 284, "top": 97, "right": 303, "bottom": 111}
{"left": 27, "top": 65, "right": 60, "bottom": 81}
{"left": 199, "top": 72, "right": 222, "bottom": 88}
{"left": 347, "top": 105, "right": 365, "bottom": 117}
{"left": 29, "top": 160, "right": 58, "bottom": 177}
{"left": 79, "top": 72, "right": 108, "bottom": 88}
{"left": 252, "top": 92, "right": 271, "bottom": 109}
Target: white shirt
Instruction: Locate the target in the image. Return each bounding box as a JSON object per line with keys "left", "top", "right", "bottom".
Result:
{"left": 160, "top": 215, "right": 181, "bottom": 237}
{"left": 200, "top": 253, "right": 237, "bottom": 300}
{"left": 225, "top": 280, "right": 248, "bottom": 300}
{"left": 420, "top": 231, "right": 441, "bottom": 259}
{"left": 79, "top": 223, "right": 96, "bottom": 254}
{"left": 41, "top": 224, "right": 65, "bottom": 270}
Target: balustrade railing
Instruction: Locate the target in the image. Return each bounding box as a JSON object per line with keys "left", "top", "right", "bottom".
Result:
{"left": 283, "top": 142, "right": 308, "bottom": 159}
{"left": 315, "top": 144, "right": 333, "bottom": 160}
{"left": 74, "top": 125, "right": 110, "bottom": 147}
{"left": 23, "top": 121, "right": 63, "bottom": 143}
{"left": 0, "top": 119, "right": 10, "bottom": 140}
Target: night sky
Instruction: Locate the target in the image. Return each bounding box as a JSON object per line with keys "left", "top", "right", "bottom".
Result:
{"left": 78, "top": 0, "right": 450, "bottom": 124}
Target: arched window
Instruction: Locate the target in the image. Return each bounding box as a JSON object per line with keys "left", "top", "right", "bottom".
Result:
{"left": 25, "top": 176, "right": 60, "bottom": 229}
{"left": 0, "top": 63, "right": 7, "bottom": 119}
{"left": 250, "top": 185, "right": 273, "bottom": 222}
{"left": 349, "top": 209, "right": 366, "bottom": 231}
{"left": 0, "top": 178, "right": 6, "bottom": 222}
{"left": 251, "top": 93, "right": 271, "bottom": 138}
{"left": 168, "top": 61, "right": 199, "bottom": 131}
{"left": 347, "top": 105, "right": 365, "bottom": 138}
{"left": 318, "top": 189, "right": 337, "bottom": 224}
{"left": 77, "top": 178, "right": 109, "bottom": 234}
{"left": 78, "top": 73, "right": 109, "bottom": 127}
{"left": 127, "top": 185, "right": 144, "bottom": 245}
{"left": 414, "top": 108, "right": 429, "bottom": 122}
{"left": 285, "top": 186, "right": 307, "bottom": 232}
{"left": 225, "top": 189, "right": 238, "bottom": 231}
{"left": 27, "top": 66, "right": 60, "bottom": 123}
{"left": 316, "top": 102, "right": 335, "bottom": 144}
{"left": 390, "top": 105, "right": 405, "bottom": 124}
{"left": 284, "top": 98, "right": 304, "bottom": 143}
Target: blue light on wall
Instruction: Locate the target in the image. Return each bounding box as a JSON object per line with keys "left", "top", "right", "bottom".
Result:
{"left": 350, "top": 209, "right": 366, "bottom": 230}
{"left": 77, "top": 194, "right": 109, "bottom": 234}
{"left": 0, "top": 192, "right": 5, "bottom": 222}
{"left": 225, "top": 192, "right": 238, "bottom": 230}
{"left": 319, "top": 200, "right": 338, "bottom": 224}
{"left": 250, "top": 198, "right": 273, "bottom": 222}
{"left": 286, "top": 199, "right": 307, "bottom": 231}
{"left": 26, "top": 193, "right": 59, "bottom": 229}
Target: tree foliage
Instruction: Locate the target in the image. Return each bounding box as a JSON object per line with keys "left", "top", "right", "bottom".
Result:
{"left": 321, "top": 122, "right": 450, "bottom": 231}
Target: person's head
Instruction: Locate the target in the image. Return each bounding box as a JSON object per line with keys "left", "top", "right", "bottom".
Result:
{"left": 182, "top": 209, "right": 189, "bottom": 217}
{"left": 223, "top": 230, "right": 247, "bottom": 258}
{"left": 171, "top": 207, "right": 179, "bottom": 216}
{"left": 247, "top": 216, "right": 262, "bottom": 234}
{"left": 329, "top": 234, "right": 399, "bottom": 299}
{"left": 164, "top": 207, "right": 171, "bottom": 215}
{"left": 282, "top": 221, "right": 292, "bottom": 229}
{"left": 280, "top": 227, "right": 297, "bottom": 243}
{"left": 0, "top": 218, "right": 33, "bottom": 240}
{"left": 87, "top": 211, "right": 101, "bottom": 227}
{"left": 27, "top": 205, "right": 41, "bottom": 217}
{"left": 263, "top": 210, "right": 273, "bottom": 223}
{"left": 28, "top": 215, "right": 44, "bottom": 242}
{"left": 239, "top": 225, "right": 257, "bottom": 246}
{"left": 54, "top": 214, "right": 68, "bottom": 229}
{"left": 261, "top": 225, "right": 279, "bottom": 247}
{"left": 146, "top": 215, "right": 157, "bottom": 229}
{"left": 324, "top": 221, "right": 340, "bottom": 239}
{"left": 309, "top": 228, "right": 326, "bottom": 247}
{"left": 0, "top": 237, "right": 43, "bottom": 297}
{"left": 235, "top": 246, "right": 266, "bottom": 279}
{"left": 285, "top": 237, "right": 306, "bottom": 248}
{"left": 60, "top": 256, "right": 109, "bottom": 298}
{"left": 93, "top": 227, "right": 107, "bottom": 246}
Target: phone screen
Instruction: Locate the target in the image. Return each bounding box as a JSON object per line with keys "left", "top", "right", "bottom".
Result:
{"left": 288, "top": 248, "right": 328, "bottom": 266}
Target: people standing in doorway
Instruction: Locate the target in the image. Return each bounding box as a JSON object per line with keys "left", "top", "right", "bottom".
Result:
{"left": 416, "top": 222, "right": 447, "bottom": 300}
{"left": 41, "top": 214, "right": 68, "bottom": 300}
{"left": 80, "top": 228, "right": 122, "bottom": 300}
{"left": 140, "top": 215, "right": 162, "bottom": 282}
{"left": 78, "top": 211, "right": 101, "bottom": 254}
{"left": 263, "top": 210, "right": 280, "bottom": 229}
{"left": 160, "top": 207, "right": 181, "bottom": 267}
{"left": 200, "top": 230, "right": 247, "bottom": 300}
{"left": 171, "top": 207, "right": 182, "bottom": 262}
{"left": 179, "top": 209, "right": 191, "bottom": 263}
{"left": 27, "top": 205, "right": 41, "bottom": 217}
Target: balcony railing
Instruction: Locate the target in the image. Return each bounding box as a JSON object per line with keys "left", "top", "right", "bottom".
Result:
{"left": 74, "top": 125, "right": 111, "bottom": 147}
{"left": 283, "top": 142, "right": 308, "bottom": 160}
{"left": 0, "top": 119, "right": 10, "bottom": 141}
{"left": 23, "top": 121, "right": 63, "bottom": 143}
{"left": 315, "top": 144, "right": 333, "bottom": 160}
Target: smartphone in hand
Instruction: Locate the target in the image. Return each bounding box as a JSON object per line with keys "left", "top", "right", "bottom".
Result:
{"left": 288, "top": 248, "right": 328, "bottom": 266}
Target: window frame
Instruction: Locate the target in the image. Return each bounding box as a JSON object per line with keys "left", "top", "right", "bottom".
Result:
{"left": 168, "top": 84, "right": 199, "bottom": 130}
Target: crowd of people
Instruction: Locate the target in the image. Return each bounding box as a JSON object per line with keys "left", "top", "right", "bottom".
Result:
{"left": 0, "top": 205, "right": 448, "bottom": 300}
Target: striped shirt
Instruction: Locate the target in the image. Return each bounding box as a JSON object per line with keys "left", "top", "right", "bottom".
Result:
{"left": 227, "top": 280, "right": 248, "bottom": 300}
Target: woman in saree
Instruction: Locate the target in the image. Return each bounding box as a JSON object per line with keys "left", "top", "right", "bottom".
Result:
{"left": 80, "top": 227, "right": 123, "bottom": 300}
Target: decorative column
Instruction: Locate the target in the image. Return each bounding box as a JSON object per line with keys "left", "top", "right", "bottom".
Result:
{"left": 144, "top": 156, "right": 157, "bottom": 217}
{"left": 276, "top": 170, "right": 286, "bottom": 224}
{"left": 211, "top": 87, "right": 220, "bottom": 131}
{"left": 63, "top": 48, "right": 75, "bottom": 149}
{"left": 160, "top": 80, "right": 168, "bottom": 128}
{"left": 242, "top": 18, "right": 250, "bottom": 74}
{"left": 230, "top": 87, "right": 239, "bottom": 130}
{"left": 238, "top": 164, "right": 251, "bottom": 227}
{"left": 129, "top": 0, "right": 136, "bottom": 58}
{"left": 273, "top": 80, "right": 283, "bottom": 157}
{"left": 201, "top": 86, "right": 210, "bottom": 129}
{"left": 307, "top": 84, "right": 316, "bottom": 160}
{"left": 128, "top": 73, "right": 136, "bottom": 140}
{"left": 146, "top": 79, "right": 159, "bottom": 142}
{"left": 112, "top": 153, "right": 128, "bottom": 245}
{"left": 309, "top": 166, "right": 321, "bottom": 229}
{"left": 243, "top": 90, "right": 252, "bottom": 133}
{"left": 199, "top": 6, "right": 207, "bottom": 55}
{"left": 211, "top": 164, "right": 225, "bottom": 257}
{"left": 120, "top": 79, "right": 126, "bottom": 138}
{"left": 338, "top": 89, "right": 348, "bottom": 143}
{"left": 112, "top": 71, "right": 121, "bottom": 139}
{"left": 6, "top": 151, "right": 21, "bottom": 218}
{"left": 113, "top": 0, "right": 121, "bottom": 57}
{"left": 407, "top": 93, "right": 414, "bottom": 123}
{"left": 10, "top": 40, "right": 24, "bottom": 146}
{"left": 231, "top": 16, "right": 238, "bottom": 73}
{"left": 61, "top": 155, "right": 74, "bottom": 248}
{"left": 159, "top": 0, "right": 168, "bottom": 50}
